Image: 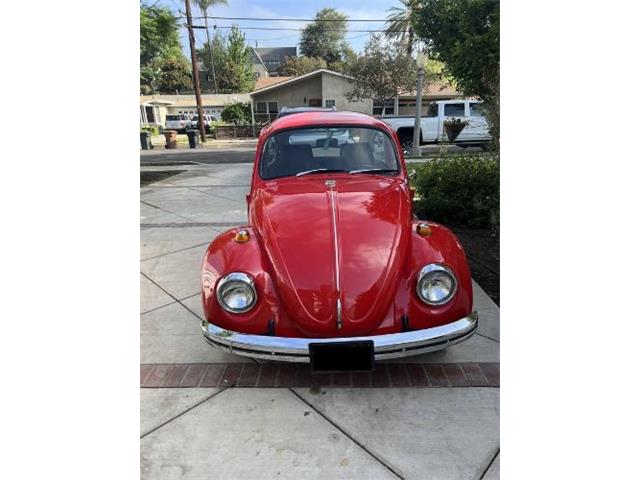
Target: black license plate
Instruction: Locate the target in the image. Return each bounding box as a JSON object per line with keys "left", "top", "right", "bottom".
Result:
{"left": 309, "top": 340, "right": 375, "bottom": 373}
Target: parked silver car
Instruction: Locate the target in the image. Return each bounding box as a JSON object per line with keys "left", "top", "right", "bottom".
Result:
{"left": 165, "top": 114, "right": 190, "bottom": 133}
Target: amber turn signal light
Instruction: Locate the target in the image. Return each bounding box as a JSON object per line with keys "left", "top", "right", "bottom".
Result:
{"left": 416, "top": 223, "right": 432, "bottom": 237}
{"left": 235, "top": 229, "right": 250, "bottom": 243}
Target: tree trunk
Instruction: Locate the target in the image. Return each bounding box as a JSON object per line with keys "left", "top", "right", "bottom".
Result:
{"left": 407, "top": 28, "right": 414, "bottom": 57}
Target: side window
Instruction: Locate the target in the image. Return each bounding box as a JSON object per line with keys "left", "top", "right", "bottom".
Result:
{"left": 426, "top": 103, "right": 438, "bottom": 117}
{"left": 444, "top": 103, "right": 466, "bottom": 117}
{"left": 470, "top": 103, "right": 485, "bottom": 116}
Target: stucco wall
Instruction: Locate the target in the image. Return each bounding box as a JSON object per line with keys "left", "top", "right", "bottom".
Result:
{"left": 252, "top": 75, "right": 323, "bottom": 110}
{"left": 321, "top": 73, "right": 373, "bottom": 114}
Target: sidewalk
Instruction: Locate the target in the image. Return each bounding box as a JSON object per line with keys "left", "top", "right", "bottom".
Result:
{"left": 148, "top": 134, "right": 257, "bottom": 150}
{"left": 140, "top": 164, "right": 500, "bottom": 479}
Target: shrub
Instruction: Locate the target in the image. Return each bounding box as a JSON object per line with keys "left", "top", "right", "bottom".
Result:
{"left": 141, "top": 125, "right": 161, "bottom": 135}
{"left": 412, "top": 153, "right": 499, "bottom": 229}
{"left": 221, "top": 102, "right": 252, "bottom": 125}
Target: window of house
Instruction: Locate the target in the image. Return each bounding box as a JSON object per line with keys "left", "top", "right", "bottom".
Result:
{"left": 256, "top": 102, "right": 267, "bottom": 113}
{"left": 324, "top": 99, "right": 336, "bottom": 108}
{"left": 268, "top": 102, "right": 278, "bottom": 113}
{"left": 372, "top": 99, "right": 395, "bottom": 116}
{"left": 444, "top": 103, "right": 465, "bottom": 117}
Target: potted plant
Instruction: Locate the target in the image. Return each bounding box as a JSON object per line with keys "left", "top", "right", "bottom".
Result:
{"left": 443, "top": 117, "right": 469, "bottom": 142}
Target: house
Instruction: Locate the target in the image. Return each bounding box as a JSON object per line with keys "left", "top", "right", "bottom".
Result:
{"left": 140, "top": 93, "right": 251, "bottom": 126}
{"left": 253, "top": 47, "right": 297, "bottom": 76}
{"left": 249, "top": 69, "right": 463, "bottom": 123}
{"left": 249, "top": 48, "right": 269, "bottom": 79}
{"left": 250, "top": 69, "right": 372, "bottom": 123}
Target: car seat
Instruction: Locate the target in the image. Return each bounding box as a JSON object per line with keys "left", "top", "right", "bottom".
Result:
{"left": 277, "top": 144, "right": 314, "bottom": 177}
{"left": 340, "top": 143, "right": 374, "bottom": 171}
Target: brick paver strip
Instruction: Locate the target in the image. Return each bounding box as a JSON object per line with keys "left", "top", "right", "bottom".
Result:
{"left": 424, "top": 363, "right": 450, "bottom": 387}
{"left": 332, "top": 372, "right": 352, "bottom": 387}
{"left": 179, "top": 364, "right": 208, "bottom": 387}
{"left": 160, "top": 365, "right": 189, "bottom": 387}
{"left": 237, "top": 364, "right": 259, "bottom": 387}
{"left": 406, "top": 364, "right": 429, "bottom": 387}
{"left": 141, "top": 362, "right": 499, "bottom": 388}
{"left": 479, "top": 362, "right": 500, "bottom": 385}
{"left": 220, "top": 363, "right": 244, "bottom": 386}
{"left": 140, "top": 364, "right": 155, "bottom": 385}
{"left": 460, "top": 363, "right": 489, "bottom": 386}
{"left": 442, "top": 363, "right": 469, "bottom": 387}
{"left": 200, "top": 364, "right": 224, "bottom": 387}
{"left": 388, "top": 364, "right": 411, "bottom": 387}
{"left": 277, "top": 364, "right": 297, "bottom": 387}
{"left": 256, "top": 364, "right": 279, "bottom": 387}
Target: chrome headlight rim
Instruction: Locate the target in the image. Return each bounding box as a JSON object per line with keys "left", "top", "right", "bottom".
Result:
{"left": 416, "top": 263, "right": 458, "bottom": 306}
{"left": 216, "top": 272, "right": 257, "bottom": 314}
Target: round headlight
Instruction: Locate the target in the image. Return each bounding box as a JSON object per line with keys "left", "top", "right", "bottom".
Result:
{"left": 416, "top": 264, "right": 457, "bottom": 306}
{"left": 216, "top": 272, "right": 257, "bottom": 313}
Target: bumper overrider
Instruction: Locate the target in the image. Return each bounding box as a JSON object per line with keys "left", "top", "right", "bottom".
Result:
{"left": 201, "top": 312, "right": 478, "bottom": 362}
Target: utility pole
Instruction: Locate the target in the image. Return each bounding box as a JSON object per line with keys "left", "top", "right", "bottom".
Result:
{"left": 412, "top": 52, "right": 425, "bottom": 157}
{"left": 203, "top": 13, "right": 218, "bottom": 94}
{"left": 185, "top": 0, "right": 207, "bottom": 143}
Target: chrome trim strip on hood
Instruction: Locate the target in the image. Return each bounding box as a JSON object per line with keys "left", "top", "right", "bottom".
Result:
{"left": 326, "top": 179, "right": 342, "bottom": 329}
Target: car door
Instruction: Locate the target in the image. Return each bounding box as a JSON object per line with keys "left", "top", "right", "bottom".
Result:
{"left": 464, "top": 102, "right": 491, "bottom": 142}
{"left": 420, "top": 102, "right": 440, "bottom": 142}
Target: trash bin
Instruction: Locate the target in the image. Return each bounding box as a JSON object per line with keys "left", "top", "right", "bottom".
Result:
{"left": 186, "top": 129, "right": 199, "bottom": 149}
{"left": 140, "top": 131, "right": 152, "bottom": 150}
{"left": 164, "top": 130, "right": 178, "bottom": 149}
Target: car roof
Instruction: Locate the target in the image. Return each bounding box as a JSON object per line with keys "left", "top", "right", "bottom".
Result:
{"left": 277, "top": 106, "right": 336, "bottom": 118}
{"left": 262, "top": 111, "right": 397, "bottom": 137}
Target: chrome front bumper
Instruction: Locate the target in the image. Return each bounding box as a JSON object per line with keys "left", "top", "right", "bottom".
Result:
{"left": 201, "top": 312, "right": 478, "bottom": 362}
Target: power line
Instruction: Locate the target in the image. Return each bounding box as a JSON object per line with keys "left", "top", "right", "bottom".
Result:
{"left": 191, "top": 15, "right": 389, "bottom": 22}
{"left": 189, "top": 24, "right": 402, "bottom": 33}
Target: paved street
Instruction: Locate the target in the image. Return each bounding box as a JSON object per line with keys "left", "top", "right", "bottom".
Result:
{"left": 140, "top": 161, "right": 500, "bottom": 479}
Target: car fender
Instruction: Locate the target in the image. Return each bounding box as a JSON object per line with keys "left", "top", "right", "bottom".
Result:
{"left": 201, "top": 227, "right": 280, "bottom": 334}
{"left": 400, "top": 221, "right": 474, "bottom": 330}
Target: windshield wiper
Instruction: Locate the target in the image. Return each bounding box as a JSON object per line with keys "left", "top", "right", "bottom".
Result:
{"left": 348, "top": 168, "right": 397, "bottom": 175}
{"left": 296, "top": 168, "right": 346, "bottom": 177}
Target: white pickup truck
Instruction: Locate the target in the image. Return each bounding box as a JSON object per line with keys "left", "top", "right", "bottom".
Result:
{"left": 382, "top": 99, "right": 492, "bottom": 152}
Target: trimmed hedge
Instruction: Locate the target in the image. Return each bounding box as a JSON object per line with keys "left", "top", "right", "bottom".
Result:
{"left": 412, "top": 153, "right": 499, "bottom": 229}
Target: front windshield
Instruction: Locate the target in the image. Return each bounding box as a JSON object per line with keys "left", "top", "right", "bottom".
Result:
{"left": 259, "top": 127, "right": 399, "bottom": 180}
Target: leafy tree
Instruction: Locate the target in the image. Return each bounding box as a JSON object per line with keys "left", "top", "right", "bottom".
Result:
{"left": 194, "top": 0, "right": 228, "bottom": 93}
{"left": 385, "top": 0, "right": 419, "bottom": 56}
{"left": 300, "top": 8, "right": 350, "bottom": 64}
{"left": 346, "top": 35, "right": 418, "bottom": 115}
{"left": 198, "top": 26, "right": 255, "bottom": 93}
{"left": 140, "top": 1, "right": 191, "bottom": 94}
{"left": 140, "top": 2, "right": 181, "bottom": 67}
{"left": 412, "top": 0, "right": 500, "bottom": 147}
{"left": 156, "top": 57, "right": 192, "bottom": 93}
{"left": 221, "top": 103, "right": 252, "bottom": 125}
{"left": 277, "top": 56, "right": 327, "bottom": 76}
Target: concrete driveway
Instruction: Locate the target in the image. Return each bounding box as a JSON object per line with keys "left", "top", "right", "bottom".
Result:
{"left": 140, "top": 161, "right": 500, "bottom": 479}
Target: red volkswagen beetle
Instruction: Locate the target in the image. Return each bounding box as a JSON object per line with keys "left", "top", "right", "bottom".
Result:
{"left": 201, "top": 111, "right": 477, "bottom": 371}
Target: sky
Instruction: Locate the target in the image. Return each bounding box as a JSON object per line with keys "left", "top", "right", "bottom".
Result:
{"left": 155, "top": 0, "right": 402, "bottom": 56}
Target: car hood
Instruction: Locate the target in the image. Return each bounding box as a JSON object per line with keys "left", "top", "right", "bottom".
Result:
{"left": 251, "top": 175, "right": 411, "bottom": 336}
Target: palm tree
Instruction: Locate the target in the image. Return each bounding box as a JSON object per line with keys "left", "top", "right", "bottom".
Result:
{"left": 384, "top": 0, "right": 416, "bottom": 56}
{"left": 194, "top": 0, "right": 228, "bottom": 94}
